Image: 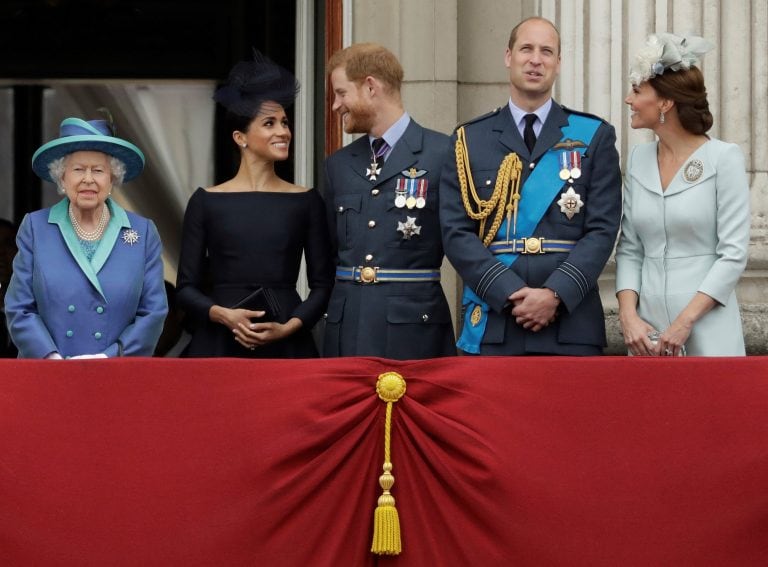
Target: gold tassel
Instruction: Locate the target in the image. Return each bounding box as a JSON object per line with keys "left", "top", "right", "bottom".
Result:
{"left": 371, "top": 372, "right": 406, "bottom": 555}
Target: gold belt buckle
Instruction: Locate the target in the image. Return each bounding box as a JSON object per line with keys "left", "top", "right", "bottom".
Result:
{"left": 358, "top": 266, "right": 379, "bottom": 283}
{"left": 523, "top": 237, "right": 545, "bottom": 254}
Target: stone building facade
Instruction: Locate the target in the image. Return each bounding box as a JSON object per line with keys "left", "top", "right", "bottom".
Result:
{"left": 341, "top": 0, "right": 768, "bottom": 353}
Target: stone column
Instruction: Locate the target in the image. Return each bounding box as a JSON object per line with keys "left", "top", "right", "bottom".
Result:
{"left": 349, "top": 0, "right": 768, "bottom": 353}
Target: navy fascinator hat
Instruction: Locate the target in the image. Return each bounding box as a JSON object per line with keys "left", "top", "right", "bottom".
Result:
{"left": 213, "top": 49, "right": 300, "bottom": 117}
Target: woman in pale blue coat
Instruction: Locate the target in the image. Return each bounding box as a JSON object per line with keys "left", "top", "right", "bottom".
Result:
{"left": 615, "top": 34, "right": 750, "bottom": 356}
{"left": 4, "top": 117, "right": 167, "bottom": 358}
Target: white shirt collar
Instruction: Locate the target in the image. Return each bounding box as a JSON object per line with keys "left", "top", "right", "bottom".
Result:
{"left": 368, "top": 112, "right": 411, "bottom": 157}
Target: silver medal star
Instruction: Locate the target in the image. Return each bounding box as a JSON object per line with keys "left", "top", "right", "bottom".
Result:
{"left": 557, "top": 187, "right": 584, "bottom": 220}
{"left": 121, "top": 228, "right": 141, "bottom": 246}
{"left": 397, "top": 216, "right": 422, "bottom": 240}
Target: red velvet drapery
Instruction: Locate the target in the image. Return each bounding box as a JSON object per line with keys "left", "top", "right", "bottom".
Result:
{"left": 0, "top": 356, "right": 767, "bottom": 566}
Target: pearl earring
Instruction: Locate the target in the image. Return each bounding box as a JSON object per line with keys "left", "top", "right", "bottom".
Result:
{"left": 659, "top": 111, "right": 665, "bottom": 124}
{"left": 241, "top": 143, "right": 247, "bottom": 148}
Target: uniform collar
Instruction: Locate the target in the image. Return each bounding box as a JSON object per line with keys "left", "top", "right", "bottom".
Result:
{"left": 508, "top": 98, "right": 553, "bottom": 137}
{"left": 368, "top": 111, "right": 411, "bottom": 158}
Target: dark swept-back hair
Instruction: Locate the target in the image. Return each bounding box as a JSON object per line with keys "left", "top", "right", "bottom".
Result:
{"left": 214, "top": 50, "right": 300, "bottom": 132}
{"left": 650, "top": 66, "right": 713, "bottom": 135}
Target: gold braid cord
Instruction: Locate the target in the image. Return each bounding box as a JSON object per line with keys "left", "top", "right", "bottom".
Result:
{"left": 371, "top": 372, "right": 407, "bottom": 555}
{"left": 455, "top": 126, "right": 523, "bottom": 245}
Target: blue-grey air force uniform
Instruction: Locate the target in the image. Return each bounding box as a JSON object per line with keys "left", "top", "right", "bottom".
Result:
{"left": 439, "top": 102, "right": 621, "bottom": 355}
{"left": 323, "top": 119, "right": 456, "bottom": 359}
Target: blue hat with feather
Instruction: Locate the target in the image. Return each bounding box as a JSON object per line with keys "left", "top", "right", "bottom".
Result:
{"left": 32, "top": 118, "right": 145, "bottom": 183}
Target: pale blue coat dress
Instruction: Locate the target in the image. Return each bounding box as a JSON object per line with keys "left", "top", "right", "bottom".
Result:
{"left": 4, "top": 198, "right": 167, "bottom": 358}
{"left": 615, "top": 139, "right": 750, "bottom": 355}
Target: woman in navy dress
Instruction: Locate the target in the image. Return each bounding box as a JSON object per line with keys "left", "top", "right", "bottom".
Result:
{"left": 176, "top": 52, "right": 334, "bottom": 358}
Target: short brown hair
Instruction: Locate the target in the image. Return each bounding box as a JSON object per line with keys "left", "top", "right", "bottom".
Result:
{"left": 650, "top": 66, "right": 713, "bottom": 135}
{"left": 327, "top": 43, "right": 404, "bottom": 94}
{"left": 508, "top": 17, "right": 561, "bottom": 55}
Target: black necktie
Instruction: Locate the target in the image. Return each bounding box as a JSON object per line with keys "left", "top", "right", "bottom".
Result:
{"left": 523, "top": 113, "right": 537, "bottom": 153}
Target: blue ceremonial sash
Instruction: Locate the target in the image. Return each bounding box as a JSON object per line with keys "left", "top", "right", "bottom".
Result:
{"left": 457, "top": 114, "right": 601, "bottom": 353}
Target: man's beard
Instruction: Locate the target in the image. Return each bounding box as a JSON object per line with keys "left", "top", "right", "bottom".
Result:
{"left": 342, "top": 101, "right": 376, "bottom": 134}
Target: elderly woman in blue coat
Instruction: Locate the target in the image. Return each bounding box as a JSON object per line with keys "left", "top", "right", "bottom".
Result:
{"left": 4, "top": 117, "right": 167, "bottom": 358}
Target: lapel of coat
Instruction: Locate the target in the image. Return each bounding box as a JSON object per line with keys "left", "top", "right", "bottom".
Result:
{"left": 48, "top": 198, "right": 131, "bottom": 301}
{"left": 377, "top": 120, "right": 421, "bottom": 185}
{"left": 91, "top": 199, "right": 132, "bottom": 277}
{"left": 535, "top": 102, "right": 570, "bottom": 161}
{"left": 627, "top": 142, "right": 663, "bottom": 196}
{"left": 345, "top": 120, "right": 423, "bottom": 186}
{"left": 346, "top": 135, "right": 380, "bottom": 183}
{"left": 495, "top": 106, "right": 528, "bottom": 156}
{"left": 662, "top": 140, "right": 716, "bottom": 197}
{"left": 49, "top": 198, "right": 106, "bottom": 299}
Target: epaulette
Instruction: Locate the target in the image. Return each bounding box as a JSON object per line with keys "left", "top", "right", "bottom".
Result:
{"left": 560, "top": 105, "right": 608, "bottom": 124}
{"left": 454, "top": 106, "right": 502, "bottom": 130}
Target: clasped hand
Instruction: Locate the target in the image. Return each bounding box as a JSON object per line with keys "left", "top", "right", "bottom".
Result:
{"left": 620, "top": 314, "right": 689, "bottom": 356}
{"left": 508, "top": 287, "right": 559, "bottom": 332}
{"left": 45, "top": 352, "right": 107, "bottom": 360}
{"left": 221, "top": 307, "right": 294, "bottom": 350}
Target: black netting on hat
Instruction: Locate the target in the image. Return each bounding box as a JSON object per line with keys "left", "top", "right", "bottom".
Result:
{"left": 213, "top": 50, "right": 300, "bottom": 117}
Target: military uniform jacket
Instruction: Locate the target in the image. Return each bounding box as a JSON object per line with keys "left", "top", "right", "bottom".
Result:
{"left": 439, "top": 102, "right": 621, "bottom": 355}
{"left": 4, "top": 198, "right": 168, "bottom": 358}
{"left": 323, "top": 119, "right": 455, "bottom": 359}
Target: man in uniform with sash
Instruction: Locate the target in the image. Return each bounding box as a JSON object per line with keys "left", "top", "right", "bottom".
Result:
{"left": 440, "top": 17, "right": 621, "bottom": 355}
{"left": 323, "top": 43, "right": 455, "bottom": 358}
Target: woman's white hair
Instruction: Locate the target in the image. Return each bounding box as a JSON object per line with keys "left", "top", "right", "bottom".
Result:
{"left": 47, "top": 154, "right": 127, "bottom": 195}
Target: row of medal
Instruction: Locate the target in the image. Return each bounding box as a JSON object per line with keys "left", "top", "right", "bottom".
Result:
{"left": 394, "top": 177, "right": 428, "bottom": 209}
{"left": 559, "top": 150, "right": 582, "bottom": 182}
{"left": 386, "top": 151, "right": 582, "bottom": 212}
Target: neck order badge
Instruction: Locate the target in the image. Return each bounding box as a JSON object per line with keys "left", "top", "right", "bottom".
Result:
{"left": 367, "top": 138, "right": 389, "bottom": 181}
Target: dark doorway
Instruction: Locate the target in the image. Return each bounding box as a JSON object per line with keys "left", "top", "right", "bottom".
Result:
{"left": 0, "top": 0, "right": 298, "bottom": 222}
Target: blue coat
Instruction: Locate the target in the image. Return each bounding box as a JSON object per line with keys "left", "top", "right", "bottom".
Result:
{"left": 323, "top": 119, "right": 456, "bottom": 358}
{"left": 4, "top": 198, "right": 168, "bottom": 358}
{"left": 440, "top": 102, "right": 622, "bottom": 355}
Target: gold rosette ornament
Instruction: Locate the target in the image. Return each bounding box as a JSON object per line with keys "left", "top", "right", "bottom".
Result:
{"left": 371, "top": 371, "right": 407, "bottom": 555}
